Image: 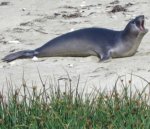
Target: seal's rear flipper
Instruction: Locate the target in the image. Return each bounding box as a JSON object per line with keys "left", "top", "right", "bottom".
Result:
{"left": 2, "top": 50, "right": 37, "bottom": 62}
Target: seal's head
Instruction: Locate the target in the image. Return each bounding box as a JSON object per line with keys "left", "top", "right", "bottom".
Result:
{"left": 124, "top": 15, "right": 148, "bottom": 39}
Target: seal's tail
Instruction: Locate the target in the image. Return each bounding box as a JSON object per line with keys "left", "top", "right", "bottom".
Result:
{"left": 2, "top": 50, "right": 37, "bottom": 62}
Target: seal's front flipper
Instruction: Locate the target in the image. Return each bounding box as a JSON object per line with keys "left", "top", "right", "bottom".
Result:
{"left": 101, "top": 55, "right": 110, "bottom": 61}
{"left": 2, "top": 50, "right": 37, "bottom": 62}
{"left": 99, "top": 51, "right": 111, "bottom": 62}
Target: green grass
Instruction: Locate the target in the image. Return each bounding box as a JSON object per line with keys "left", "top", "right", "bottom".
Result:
{"left": 0, "top": 75, "right": 150, "bottom": 129}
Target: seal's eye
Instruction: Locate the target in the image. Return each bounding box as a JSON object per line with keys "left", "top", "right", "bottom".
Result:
{"left": 133, "top": 21, "right": 136, "bottom": 24}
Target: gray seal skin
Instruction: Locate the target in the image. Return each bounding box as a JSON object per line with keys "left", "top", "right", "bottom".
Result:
{"left": 2, "top": 15, "right": 148, "bottom": 62}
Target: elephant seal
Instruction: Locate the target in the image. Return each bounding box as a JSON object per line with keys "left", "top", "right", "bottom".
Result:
{"left": 2, "top": 15, "right": 148, "bottom": 62}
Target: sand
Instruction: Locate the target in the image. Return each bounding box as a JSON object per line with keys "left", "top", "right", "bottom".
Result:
{"left": 0, "top": 0, "right": 150, "bottom": 94}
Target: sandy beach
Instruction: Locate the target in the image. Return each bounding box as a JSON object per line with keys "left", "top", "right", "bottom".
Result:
{"left": 0, "top": 0, "right": 150, "bottom": 94}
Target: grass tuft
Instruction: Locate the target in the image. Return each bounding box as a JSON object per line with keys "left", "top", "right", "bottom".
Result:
{"left": 0, "top": 75, "right": 150, "bottom": 129}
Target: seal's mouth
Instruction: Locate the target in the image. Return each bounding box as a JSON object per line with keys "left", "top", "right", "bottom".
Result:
{"left": 140, "top": 19, "right": 145, "bottom": 31}
{"left": 134, "top": 15, "right": 147, "bottom": 32}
